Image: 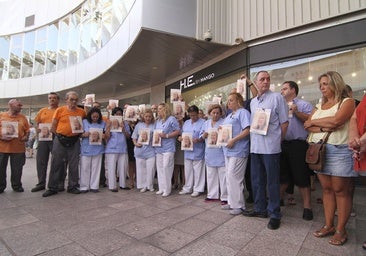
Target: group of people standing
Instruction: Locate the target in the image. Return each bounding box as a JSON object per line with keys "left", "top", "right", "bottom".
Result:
{"left": 0, "top": 70, "right": 365, "bottom": 248}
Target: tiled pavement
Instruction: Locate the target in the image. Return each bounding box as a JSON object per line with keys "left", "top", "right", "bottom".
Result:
{"left": 0, "top": 155, "right": 364, "bottom": 256}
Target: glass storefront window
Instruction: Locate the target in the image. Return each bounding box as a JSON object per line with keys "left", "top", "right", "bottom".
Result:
{"left": 0, "top": 36, "right": 10, "bottom": 80}
{"left": 57, "top": 17, "right": 69, "bottom": 70}
{"left": 0, "top": 0, "right": 134, "bottom": 81}
{"left": 185, "top": 48, "right": 366, "bottom": 114}
{"left": 46, "top": 23, "right": 58, "bottom": 73}
{"left": 250, "top": 49, "right": 366, "bottom": 105}
{"left": 22, "top": 31, "right": 35, "bottom": 78}
{"left": 68, "top": 9, "right": 81, "bottom": 66}
{"left": 34, "top": 27, "right": 47, "bottom": 76}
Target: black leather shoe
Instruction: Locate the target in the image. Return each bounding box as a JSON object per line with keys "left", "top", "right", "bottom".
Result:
{"left": 242, "top": 210, "right": 268, "bottom": 218}
{"left": 31, "top": 185, "right": 45, "bottom": 192}
{"left": 13, "top": 187, "right": 24, "bottom": 192}
{"left": 0, "top": 189, "right": 4, "bottom": 193}
{"left": 267, "top": 218, "right": 281, "bottom": 230}
{"left": 42, "top": 190, "right": 58, "bottom": 197}
{"left": 303, "top": 208, "right": 313, "bottom": 221}
{"left": 58, "top": 187, "right": 65, "bottom": 192}
{"left": 120, "top": 187, "right": 130, "bottom": 190}
{"left": 67, "top": 188, "right": 81, "bottom": 194}
{"left": 90, "top": 189, "right": 99, "bottom": 193}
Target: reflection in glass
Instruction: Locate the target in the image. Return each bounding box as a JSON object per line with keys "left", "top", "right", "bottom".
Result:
{"left": 34, "top": 27, "right": 47, "bottom": 76}
{"left": 46, "top": 23, "right": 58, "bottom": 73}
{"left": 0, "top": 36, "right": 10, "bottom": 80}
{"left": 68, "top": 9, "right": 81, "bottom": 66}
{"left": 9, "top": 34, "right": 23, "bottom": 79}
{"left": 57, "top": 17, "right": 69, "bottom": 70}
{"left": 22, "top": 31, "right": 35, "bottom": 78}
{"left": 1, "top": 0, "right": 134, "bottom": 80}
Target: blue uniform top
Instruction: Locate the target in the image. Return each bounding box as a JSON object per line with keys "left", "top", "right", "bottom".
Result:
{"left": 222, "top": 107, "right": 251, "bottom": 158}
{"left": 182, "top": 118, "right": 205, "bottom": 160}
{"left": 132, "top": 122, "right": 156, "bottom": 159}
{"left": 105, "top": 121, "right": 130, "bottom": 154}
{"left": 200, "top": 118, "right": 225, "bottom": 167}
{"left": 154, "top": 115, "right": 180, "bottom": 153}
{"left": 80, "top": 119, "right": 106, "bottom": 156}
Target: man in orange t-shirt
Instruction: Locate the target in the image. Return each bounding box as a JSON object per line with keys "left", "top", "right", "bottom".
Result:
{"left": 43, "top": 91, "right": 86, "bottom": 197}
{"left": 0, "top": 99, "right": 30, "bottom": 193}
{"left": 31, "top": 92, "right": 61, "bottom": 192}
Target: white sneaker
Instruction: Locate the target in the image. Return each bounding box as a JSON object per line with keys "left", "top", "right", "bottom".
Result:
{"left": 149, "top": 188, "right": 155, "bottom": 192}
{"left": 156, "top": 190, "right": 163, "bottom": 195}
{"left": 179, "top": 190, "right": 190, "bottom": 195}
{"left": 191, "top": 192, "right": 200, "bottom": 197}
{"left": 230, "top": 208, "right": 243, "bottom": 215}
{"left": 162, "top": 193, "right": 170, "bottom": 197}
{"left": 221, "top": 204, "right": 231, "bottom": 210}
{"left": 140, "top": 188, "right": 147, "bottom": 193}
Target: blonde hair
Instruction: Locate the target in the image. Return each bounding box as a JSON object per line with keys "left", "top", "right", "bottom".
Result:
{"left": 318, "top": 71, "right": 348, "bottom": 104}
{"left": 158, "top": 103, "right": 171, "bottom": 120}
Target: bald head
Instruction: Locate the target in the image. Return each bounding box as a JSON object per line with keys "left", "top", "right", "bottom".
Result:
{"left": 8, "top": 99, "right": 23, "bottom": 115}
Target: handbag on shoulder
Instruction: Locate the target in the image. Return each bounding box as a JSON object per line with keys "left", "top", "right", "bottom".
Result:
{"left": 305, "top": 132, "right": 331, "bottom": 171}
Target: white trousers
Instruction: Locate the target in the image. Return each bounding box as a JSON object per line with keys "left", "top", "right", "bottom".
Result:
{"left": 105, "top": 153, "right": 128, "bottom": 189}
{"left": 182, "top": 159, "right": 205, "bottom": 193}
{"left": 225, "top": 156, "right": 247, "bottom": 209}
{"left": 206, "top": 165, "right": 227, "bottom": 200}
{"left": 80, "top": 155, "right": 102, "bottom": 190}
{"left": 136, "top": 156, "right": 156, "bottom": 190}
{"left": 156, "top": 152, "right": 174, "bottom": 194}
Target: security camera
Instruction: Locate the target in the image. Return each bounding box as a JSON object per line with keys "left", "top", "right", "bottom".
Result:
{"left": 204, "top": 29, "right": 212, "bottom": 42}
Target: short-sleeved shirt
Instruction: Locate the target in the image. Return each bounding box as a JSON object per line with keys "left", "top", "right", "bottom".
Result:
{"left": 132, "top": 122, "right": 156, "bottom": 159}
{"left": 53, "top": 106, "right": 86, "bottom": 137}
{"left": 222, "top": 107, "right": 251, "bottom": 158}
{"left": 285, "top": 98, "right": 313, "bottom": 141}
{"left": 35, "top": 107, "right": 57, "bottom": 124}
{"left": 0, "top": 112, "right": 30, "bottom": 153}
{"left": 154, "top": 115, "right": 180, "bottom": 154}
{"left": 200, "top": 118, "right": 225, "bottom": 167}
{"left": 80, "top": 120, "right": 106, "bottom": 156}
{"left": 105, "top": 121, "right": 130, "bottom": 154}
{"left": 250, "top": 90, "right": 289, "bottom": 154}
{"left": 182, "top": 118, "right": 205, "bottom": 160}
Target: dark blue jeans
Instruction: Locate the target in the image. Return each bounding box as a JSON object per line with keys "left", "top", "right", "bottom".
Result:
{"left": 250, "top": 153, "right": 281, "bottom": 219}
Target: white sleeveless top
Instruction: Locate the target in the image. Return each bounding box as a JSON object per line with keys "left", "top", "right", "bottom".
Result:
{"left": 308, "top": 98, "right": 351, "bottom": 145}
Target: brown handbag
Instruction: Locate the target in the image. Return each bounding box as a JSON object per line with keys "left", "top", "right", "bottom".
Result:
{"left": 305, "top": 132, "right": 331, "bottom": 171}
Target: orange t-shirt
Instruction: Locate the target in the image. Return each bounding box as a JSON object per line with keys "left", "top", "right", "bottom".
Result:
{"left": 53, "top": 106, "right": 86, "bottom": 136}
{"left": 0, "top": 112, "right": 30, "bottom": 153}
{"left": 35, "top": 107, "right": 57, "bottom": 124}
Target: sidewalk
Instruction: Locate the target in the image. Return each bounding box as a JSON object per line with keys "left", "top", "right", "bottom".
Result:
{"left": 0, "top": 156, "right": 362, "bottom": 256}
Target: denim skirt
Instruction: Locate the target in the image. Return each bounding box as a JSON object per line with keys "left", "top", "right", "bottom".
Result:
{"left": 315, "top": 144, "right": 358, "bottom": 177}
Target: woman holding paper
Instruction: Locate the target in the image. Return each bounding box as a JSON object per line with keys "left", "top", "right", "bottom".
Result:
{"left": 221, "top": 92, "right": 251, "bottom": 215}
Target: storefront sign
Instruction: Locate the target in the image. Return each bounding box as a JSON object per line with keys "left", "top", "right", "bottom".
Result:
{"left": 179, "top": 73, "right": 215, "bottom": 90}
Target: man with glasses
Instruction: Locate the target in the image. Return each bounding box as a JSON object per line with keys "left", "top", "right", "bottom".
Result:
{"left": 43, "top": 91, "right": 86, "bottom": 197}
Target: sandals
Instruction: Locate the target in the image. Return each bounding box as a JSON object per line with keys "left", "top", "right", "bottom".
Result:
{"left": 329, "top": 230, "right": 348, "bottom": 246}
{"left": 313, "top": 225, "right": 336, "bottom": 238}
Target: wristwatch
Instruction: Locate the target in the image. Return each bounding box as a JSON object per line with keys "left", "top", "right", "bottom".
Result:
{"left": 166, "top": 134, "right": 169, "bottom": 139}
